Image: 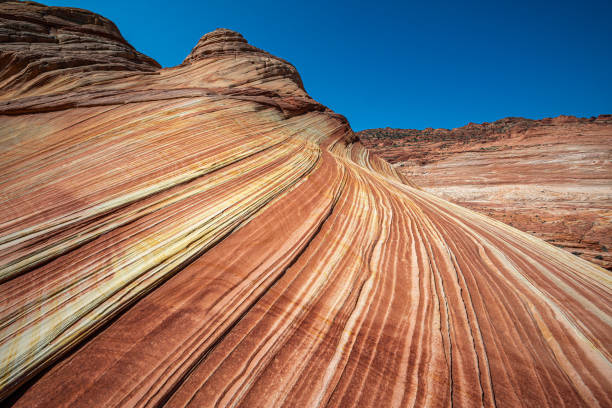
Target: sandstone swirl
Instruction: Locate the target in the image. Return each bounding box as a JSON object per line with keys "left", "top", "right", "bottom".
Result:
{"left": 0, "top": 2, "right": 610, "bottom": 407}
{"left": 358, "top": 117, "right": 612, "bottom": 270}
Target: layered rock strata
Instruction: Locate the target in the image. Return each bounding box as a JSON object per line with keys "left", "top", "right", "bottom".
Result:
{"left": 359, "top": 116, "right": 612, "bottom": 269}
{"left": 0, "top": 0, "right": 160, "bottom": 101}
{"left": 0, "top": 2, "right": 611, "bottom": 407}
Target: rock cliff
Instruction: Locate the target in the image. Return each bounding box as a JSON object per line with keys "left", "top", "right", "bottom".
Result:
{"left": 1, "top": 2, "right": 610, "bottom": 407}
{"left": 359, "top": 116, "right": 612, "bottom": 270}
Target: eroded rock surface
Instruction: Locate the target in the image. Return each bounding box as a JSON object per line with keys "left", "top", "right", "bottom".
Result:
{"left": 359, "top": 116, "right": 612, "bottom": 269}
{"left": 0, "top": 2, "right": 611, "bottom": 407}
{"left": 0, "top": 0, "right": 160, "bottom": 100}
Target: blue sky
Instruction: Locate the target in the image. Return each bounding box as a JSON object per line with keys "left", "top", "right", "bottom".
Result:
{"left": 44, "top": 0, "right": 611, "bottom": 131}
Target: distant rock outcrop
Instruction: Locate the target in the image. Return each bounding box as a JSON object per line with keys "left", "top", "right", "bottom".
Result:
{"left": 358, "top": 115, "right": 612, "bottom": 270}
{"left": 0, "top": 2, "right": 610, "bottom": 407}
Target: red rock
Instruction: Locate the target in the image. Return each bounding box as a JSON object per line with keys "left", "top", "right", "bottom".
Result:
{"left": 358, "top": 116, "right": 612, "bottom": 270}
{"left": 0, "top": 0, "right": 160, "bottom": 100}
{"left": 0, "top": 2, "right": 610, "bottom": 407}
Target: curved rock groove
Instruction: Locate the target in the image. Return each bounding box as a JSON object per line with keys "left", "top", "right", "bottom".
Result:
{"left": 0, "top": 2, "right": 610, "bottom": 407}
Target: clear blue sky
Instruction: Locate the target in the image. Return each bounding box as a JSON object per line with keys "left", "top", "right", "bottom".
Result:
{"left": 44, "top": 0, "right": 611, "bottom": 131}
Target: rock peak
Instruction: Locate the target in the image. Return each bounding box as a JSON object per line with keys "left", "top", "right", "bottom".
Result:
{"left": 198, "top": 28, "right": 249, "bottom": 47}
{"left": 208, "top": 27, "right": 246, "bottom": 38}
{"left": 184, "top": 27, "right": 265, "bottom": 63}
{"left": 182, "top": 27, "right": 306, "bottom": 90}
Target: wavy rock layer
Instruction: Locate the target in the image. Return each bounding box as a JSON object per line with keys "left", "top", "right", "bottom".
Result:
{"left": 358, "top": 117, "right": 612, "bottom": 270}
{"left": 0, "top": 0, "right": 159, "bottom": 100}
{"left": 1, "top": 2, "right": 611, "bottom": 407}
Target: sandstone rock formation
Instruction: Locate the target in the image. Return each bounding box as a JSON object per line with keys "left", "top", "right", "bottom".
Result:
{"left": 0, "top": 0, "right": 159, "bottom": 100}
{"left": 359, "top": 116, "right": 612, "bottom": 270}
{"left": 1, "top": 2, "right": 611, "bottom": 407}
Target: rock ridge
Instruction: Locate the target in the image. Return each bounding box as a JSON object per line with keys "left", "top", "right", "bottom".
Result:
{"left": 359, "top": 114, "right": 612, "bottom": 148}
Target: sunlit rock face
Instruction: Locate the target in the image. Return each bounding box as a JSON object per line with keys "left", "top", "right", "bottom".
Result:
{"left": 359, "top": 117, "right": 612, "bottom": 270}
{"left": 0, "top": 2, "right": 610, "bottom": 407}
{"left": 0, "top": 0, "right": 160, "bottom": 100}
